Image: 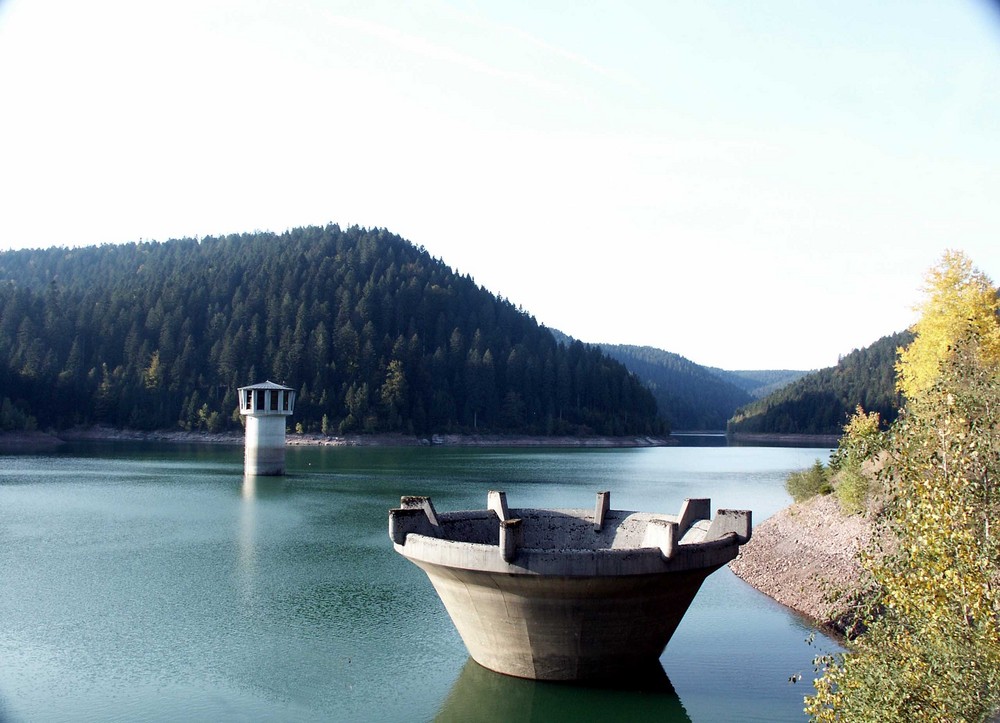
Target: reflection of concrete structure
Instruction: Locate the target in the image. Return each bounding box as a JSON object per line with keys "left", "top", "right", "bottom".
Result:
{"left": 435, "top": 658, "right": 690, "bottom": 721}
{"left": 390, "top": 491, "right": 751, "bottom": 681}
{"left": 238, "top": 380, "right": 295, "bottom": 476}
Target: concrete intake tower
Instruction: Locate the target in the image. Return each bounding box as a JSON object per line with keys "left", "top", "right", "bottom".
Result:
{"left": 238, "top": 380, "right": 295, "bottom": 476}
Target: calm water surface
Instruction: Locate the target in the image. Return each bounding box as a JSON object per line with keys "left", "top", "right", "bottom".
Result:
{"left": 0, "top": 442, "right": 842, "bottom": 722}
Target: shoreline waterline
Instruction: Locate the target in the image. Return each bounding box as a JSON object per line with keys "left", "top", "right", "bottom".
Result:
{"left": 1, "top": 426, "right": 676, "bottom": 450}
{"left": 1, "top": 426, "right": 845, "bottom": 451}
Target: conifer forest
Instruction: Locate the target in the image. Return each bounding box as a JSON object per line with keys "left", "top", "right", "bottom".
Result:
{"left": 0, "top": 226, "right": 664, "bottom": 437}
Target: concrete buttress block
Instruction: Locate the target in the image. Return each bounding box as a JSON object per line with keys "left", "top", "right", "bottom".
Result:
{"left": 499, "top": 518, "right": 522, "bottom": 562}
{"left": 705, "top": 509, "right": 752, "bottom": 543}
{"left": 676, "top": 498, "right": 711, "bottom": 535}
{"left": 488, "top": 490, "right": 510, "bottom": 522}
{"left": 594, "top": 491, "right": 611, "bottom": 531}
{"left": 399, "top": 495, "right": 441, "bottom": 528}
{"left": 641, "top": 518, "right": 679, "bottom": 559}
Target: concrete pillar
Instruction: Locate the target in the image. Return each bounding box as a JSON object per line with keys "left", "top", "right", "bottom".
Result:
{"left": 244, "top": 414, "right": 287, "bottom": 475}
{"left": 238, "top": 381, "right": 295, "bottom": 476}
{"left": 594, "top": 491, "right": 611, "bottom": 531}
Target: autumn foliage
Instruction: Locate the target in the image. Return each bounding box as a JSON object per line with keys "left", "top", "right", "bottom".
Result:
{"left": 808, "top": 251, "right": 1000, "bottom": 722}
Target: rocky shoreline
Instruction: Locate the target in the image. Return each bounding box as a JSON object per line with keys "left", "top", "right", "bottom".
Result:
{"left": 729, "top": 493, "right": 873, "bottom": 634}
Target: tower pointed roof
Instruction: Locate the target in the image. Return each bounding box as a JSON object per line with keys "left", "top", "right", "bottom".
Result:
{"left": 238, "top": 380, "right": 293, "bottom": 392}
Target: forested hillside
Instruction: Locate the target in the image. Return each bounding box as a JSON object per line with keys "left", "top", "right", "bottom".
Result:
{"left": 726, "top": 331, "right": 911, "bottom": 436}
{"left": 0, "top": 225, "right": 663, "bottom": 437}
{"left": 707, "top": 368, "right": 809, "bottom": 399}
{"left": 596, "top": 345, "right": 753, "bottom": 430}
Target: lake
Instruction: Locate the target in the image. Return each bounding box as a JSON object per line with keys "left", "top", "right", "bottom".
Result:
{"left": 0, "top": 441, "right": 841, "bottom": 722}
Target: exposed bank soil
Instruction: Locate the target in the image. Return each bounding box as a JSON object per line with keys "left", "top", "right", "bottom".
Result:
{"left": 729, "top": 494, "right": 874, "bottom": 633}
{"left": 53, "top": 426, "right": 244, "bottom": 445}
{"left": 2, "top": 426, "right": 671, "bottom": 450}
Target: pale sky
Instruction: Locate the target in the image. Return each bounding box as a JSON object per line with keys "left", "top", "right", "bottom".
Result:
{"left": 1, "top": 1, "right": 998, "bottom": 370}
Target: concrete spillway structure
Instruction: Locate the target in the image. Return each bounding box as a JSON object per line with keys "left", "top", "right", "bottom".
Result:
{"left": 238, "top": 380, "right": 295, "bottom": 476}
{"left": 389, "top": 491, "right": 751, "bottom": 681}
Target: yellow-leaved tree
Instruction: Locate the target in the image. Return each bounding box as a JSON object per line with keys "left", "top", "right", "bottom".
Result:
{"left": 896, "top": 249, "right": 1000, "bottom": 402}
{"left": 807, "top": 251, "right": 1000, "bottom": 722}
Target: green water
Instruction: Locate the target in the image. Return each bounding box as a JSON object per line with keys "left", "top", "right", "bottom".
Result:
{"left": 0, "top": 442, "right": 841, "bottom": 722}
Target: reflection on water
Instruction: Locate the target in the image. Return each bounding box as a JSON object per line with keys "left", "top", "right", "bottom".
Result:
{"left": 240, "top": 473, "right": 289, "bottom": 500}
{"left": 238, "top": 474, "right": 293, "bottom": 611}
{"left": 238, "top": 475, "right": 259, "bottom": 608}
{"left": 436, "top": 659, "right": 691, "bottom": 722}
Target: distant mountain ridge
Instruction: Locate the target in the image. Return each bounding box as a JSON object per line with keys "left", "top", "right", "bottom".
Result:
{"left": 726, "top": 331, "right": 911, "bottom": 436}
{"left": 552, "top": 330, "right": 903, "bottom": 438}
{"left": 548, "top": 331, "right": 806, "bottom": 431}
{"left": 708, "top": 368, "right": 811, "bottom": 400}
{"left": 595, "top": 345, "right": 753, "bottom": 430}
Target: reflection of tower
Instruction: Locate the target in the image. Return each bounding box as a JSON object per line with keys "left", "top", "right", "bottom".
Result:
{"left": 238, "top": 475, "right": 259, "bottom": 607}
{"left": 238, "top": 380, "right": 296, "bottom": 476}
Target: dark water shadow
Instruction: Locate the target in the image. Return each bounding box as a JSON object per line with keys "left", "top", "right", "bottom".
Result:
{"left": 0, "top": 694, "right": 13, "bottom": 723}
{"left": 670, "top": 432, "right": 729, "bottom": 447}
{"left": 435, "top": 658, "right": 691, "bottom": 722}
